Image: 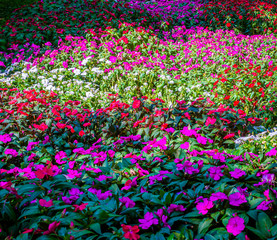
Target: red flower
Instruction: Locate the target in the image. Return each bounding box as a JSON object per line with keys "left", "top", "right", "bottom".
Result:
{"left": 73, "top": 203, "right": 88, "bottom": 212}
{"left": 224, "top": 133, "right": 235, "bottom": 139}
{"left": 79, "top": 130, "right": 85, "bottom": 137}
{"left": 224, "top": 95, "right": 230, "bottom": 100}
{"left": 226, "top": 23, "right": 231, "bottom": 28}
{"left": 161, "top": 123, "right": 168, "bottom": 130}
{"left": 121, "top": 224, "right": 140, "bottom": 240}
{"left": 35, "top": 166, "right": 54, "bottom": 179}
{"left": 132, "top": 100, "right": 141, "bottom": 109}
{"left": 234, "top": 100, "right": 240, "bottom": 107}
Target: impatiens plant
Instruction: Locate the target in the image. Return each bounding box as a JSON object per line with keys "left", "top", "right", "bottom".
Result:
{"left": 0, "top": 89, "right": 276, "bottom": 239}
{"left": 0, "top": 0, "right": 277, "bottom": 239}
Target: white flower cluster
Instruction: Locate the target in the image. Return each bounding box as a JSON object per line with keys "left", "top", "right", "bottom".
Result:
{"left": 235, "top": 127, "right": 277, "bottom": 145}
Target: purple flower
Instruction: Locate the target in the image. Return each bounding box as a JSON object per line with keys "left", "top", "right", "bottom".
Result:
{"left": 42, "top": 135, "right": 50, "bottom": 144}
{"left": 62, "top": 196, "right": 73, "bottom": 204}
{"left": 210, "top": 192, "right": 228, "bottom": 202}
{"left": 196, "top": 198, "right": 214, "bottom": 215}
{"left": 55, "top": 151, "right": 67, "bottom": 164}
{"left": 26, "top": 141, "right": 39, "bottom": 151}
{"left": 180, "top": 127, "right": 197, "bottom": 137}
{"left": 196, "top": 135, "right": 207, "bottom": 145}
{"left": 152, "top": 137, "right": 167, "bottom": 150}
{"left": 208, "top": 166, "right": 223, "bottom": 181}
{"left": 265, "top": 147, "right": 277, "bottom": 157}
{"left": 165, "top": 127, "right": 175, "bottom": 133}
{"left": 139, "top": 212, "right": 159, "bottom": 229}
{"left": 262, "top": 173, "right": 275, "bottom": 184}
{"left": 167, "top": 204, "right": 186, "bottom": 214}
{"left": 226, "top": 216, "right": 245, "bottom": 236}
{"left": 68, "top": 188, "right": 84, "bottom": 201}
{"left": 4, "top": 148, "right": 18, "bottom": 157}
{"left": 119, "top": 197, "right": 135, "bottom": 208}
{"left": 230, "top": 168, "right": 246, "bottom": 179}
{"left": 180, "top": 142, "right": 189, "bottom": 150}
{"left": 88, "top": 188, "right": 112, "bottom": 200}
{"left": 0, "top": 134, "right": 12, "bottom": 143}
{"left": 176, "top": 160, "right": 199, "bottom": 174}
{"left": 45, "top": 42, "right": 52, "bottom": 46}
{"left": 96, "top": 175, "right": 113, "bottom": 181}
{"left": 257, "top": 200, "right": 273, "bottom": 210}
{"left": 28, "top": 153, "right": 36, "bottom": 161}
{"left": 229, "top": 192, "right": 247, "bottom": 206}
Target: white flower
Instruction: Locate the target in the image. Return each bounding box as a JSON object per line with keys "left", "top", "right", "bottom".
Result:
{"left": 73, "top": 69, "right": 81, "bottom": 75}
{"left": 169, "top": 80, "right": 174, "bottom": 84}
{"left": 22, "top": 73, "right": 28, "bottom": 80}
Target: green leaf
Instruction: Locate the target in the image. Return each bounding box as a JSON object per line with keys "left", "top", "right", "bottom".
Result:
{"left": 198, "top": 218, "right": 213, "bottom": 235}
{"left": 90, "top": 223, "right": 102, "bottom": 235}
{"left": 257, "top": 212, "right": 272, "bottom": 236}
{"left": 246, "top": 226, "right": 266, "bottom": 240}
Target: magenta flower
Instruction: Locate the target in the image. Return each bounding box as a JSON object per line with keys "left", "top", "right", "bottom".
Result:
{"left": 257, "top": 200, "right": 273, "bottom": 210}
{"left": 88, "top": 188, "right": 112, "bottom": 200}
{"left": 95, "top": 175, "right": 113, "bottom": 181}
{"left": 43, "top": 221, "right": 60, "bottom": 235}
{"left": 196, "top": 135, "right": 207, "bottom": 145}
{"left": 62, "top": 61, "right": 68, "bottom": 68}
{"left": 119, "top": 197, "right": 135, "bottom": 208}
{"left": 55, "top": 151, "right": 67, "bottom": 164}
{"left": 167, "top": 204, "right": 186, "bottom": 214}
{"left": 180, "top": 127, "right": 197, "bottom": 137}
{"left": 165, "top": 127, "right": 175, "bottom": 133}
{"left": 226, "top": 216, "right": 245, "bottom": 236}
{"left": 39, "top": 199, "right": 54, "bottom": 208}
{"left": 208, "top": 166, "right": 223, "bottom": 181}
{"left": 230, "top": 168, "right": 246, "bottom": 179}
{"left": 139, "top": 212, "right": 159, "bottom": 229}
{"left": 265, "top": 148, "right": 277, "bottom": 157}
{"left": 0, "top": 134, "right": 12, "bottom": 143}
{"left": 26, "top": 141, "right": 39, "bottom": 151}
{"left": 196, "top": 198, "right": 214, "bottom": 215}
{"left": 229, "top": 192, "right": 247, "bottom": 206}
{"left": 45, "top": 42, "right": 52, "bottom": 47}
{"left": 110, "top": 56, "right": 117, "bottom": 63}
{"left": 210, "top": 192, "right": 228, "bottom": 202}
{"left": 4, "top": 148, "right": 18, "bottom": 157}
{"left": 180, "top": 142, "right": 189, "bottom": 150}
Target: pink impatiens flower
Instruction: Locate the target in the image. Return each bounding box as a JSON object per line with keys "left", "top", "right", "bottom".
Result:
{"left": 180, "top": 142, "right": 189, "bottom": 150}
{"left": 265, "top": 147, "right": 277, "bottom": 157}
{"left": 196, "top": 198, "right": 214, "bottom": 215}
{"left": 229, "top": 192, "right": 247, "bottom": 206}
{"left": 208, "top": 166, "right": 223, "bottom": 181}
{"left": 55, "top": 151, "right": 67, "bottom": 164}
{"left": 210, "top": 192, "right": 228, "bottom": 202}
{"left": 119, "top": 197, "right": 135, "bottom": 208}
{"left": 226, "top": 216, "right": 245, "bottom": 236}
{"left": 39, "top": 199, "right": 54, "bottom": 208}
{"left": 138, "top": 212, "right": 159, "bottom": 229}
{"left": 43, "top": 221, "right": 60, "bottom": 235}
{"left": 4, "top": 148, "right": 18, "bottom": 157}
{"left": 0, "top": 134, "right": 12, "bottom": 143}
{"left": 257, "top": 200, "right": 273, "bottom": 210}
{"left": 229, "top": 168, "right": 246, "bottom": 179}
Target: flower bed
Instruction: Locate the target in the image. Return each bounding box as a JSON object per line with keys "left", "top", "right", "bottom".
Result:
{"left": 0, "top": 89, "right": 277, "bottom": 239}
{"left": 0, "top": 0, "right": 277, "bottom": 239}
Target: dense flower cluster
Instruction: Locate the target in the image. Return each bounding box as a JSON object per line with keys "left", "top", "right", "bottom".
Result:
{"left": 0, "top": 0, "right": 277, "bottom": 239}
{"left": 0, "top": 89, "right": 276, "bottom": 239}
